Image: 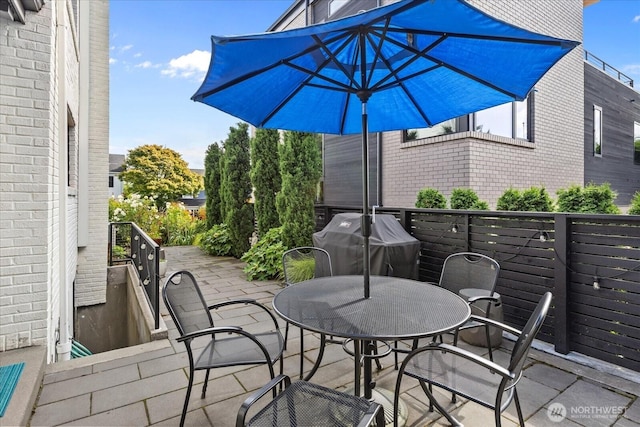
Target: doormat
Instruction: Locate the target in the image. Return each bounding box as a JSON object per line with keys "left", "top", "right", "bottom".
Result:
{"left": 0, "top": 362, "right": 24, "bottom": 417}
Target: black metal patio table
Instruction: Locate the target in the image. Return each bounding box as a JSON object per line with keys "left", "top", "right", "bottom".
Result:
{"left": 272, "top": 275, "right": 471, "bottom": 402}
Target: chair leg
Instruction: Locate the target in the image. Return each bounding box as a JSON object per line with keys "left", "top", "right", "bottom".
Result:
{"left": 485, "top": 324, "right": 494, "bottom": 362}
{"left": 201, "top": 369, "right": 210, "bottom": 398}
{"left": 299, "top": 327, "right": 305, "bottom": 379}
{"left": 284, "top": 322, "right": 290, "bottom": 350}
{"left": 514, "top": 389, "right": 524, "bottom": 426}
{"left": 181, "top": 371, "right": 195, "bottom": 427}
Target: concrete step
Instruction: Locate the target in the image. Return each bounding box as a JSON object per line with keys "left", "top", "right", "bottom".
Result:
{"left": 0, "top": 346, "right": 47, "bottom": 427}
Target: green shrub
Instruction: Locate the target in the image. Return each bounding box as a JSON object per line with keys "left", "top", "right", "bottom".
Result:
{"left": 496, "top": 188, "right": 521, "bottom": 211}
{"left": 199, "top": 223, "right": 233, "bottom": 256}
{"left": 241, "top": 227, "right": 286, "bottom": 281}
{"left": 415, "top": 188, "right": 447, "bottom": 209}
{"left": 450, "top": 188, "right": 488, "bottom": 210}
{"left": 557, "top": 183, "right": 620, "bottom": 214}
{"left": 520, "top": 187, "right": 554, "bottom": 212}
{"left": 629, "top": 191, "right": 640, "bottom": 215}
{"left": 497, "top": 186, "right": 553, "bottom": 212}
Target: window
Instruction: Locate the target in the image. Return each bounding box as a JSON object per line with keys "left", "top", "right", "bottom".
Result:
{"left": 405, "top": 118, "right": 458, "bottom": 140}
{"left": 474, "top": 100, "right": 528, "bottom": 139}
{"left": 634, "top": 121, "right": 640, "bottom": 165}
{"left": 403, "top": 98, "right": 529, "bottom": 142}
{"left": 109, "top": 176, "right": 114, "bottom": 187}
{"left": 67, "top": 108, "right": 78, "bottom": 188}
{"left": 329, "top": 0, "right": 348, "bottom": 16}
{"left": 593, "top": 105, "right": 602, "bottom": 157}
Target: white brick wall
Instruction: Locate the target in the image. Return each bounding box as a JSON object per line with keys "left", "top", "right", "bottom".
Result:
{"left": 76, "top": 0, "right": 109, "bottom": 307}
{"left": 1, "top": 0, "right": 109, "bottom": 361}
{"left": 0, "top": 2, "right": 56, "bottom": 354}
{"left": 382, "top": 0, "right": 584, "bottom": 208}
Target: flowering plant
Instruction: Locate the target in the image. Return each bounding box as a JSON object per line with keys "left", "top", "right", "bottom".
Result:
{"left": 109, "top": 194, "right": 164, "bottom": 239}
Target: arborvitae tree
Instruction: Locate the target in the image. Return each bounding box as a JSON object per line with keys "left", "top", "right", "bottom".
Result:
{"left": 204, "top": 142, "right": 223, "bottom": 228}
{"left": 219, "top": 123, "right": 254, "bottom": 258}
{"left": 250, "top": 128, "right": 281, "bottom": 238}
{"left": 276, "top": 131, "right": 322, "bottom": 249}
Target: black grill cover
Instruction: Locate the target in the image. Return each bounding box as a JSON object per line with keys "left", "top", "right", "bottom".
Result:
{"left": 313, "top": 213, "right": 420, "bottom": 279}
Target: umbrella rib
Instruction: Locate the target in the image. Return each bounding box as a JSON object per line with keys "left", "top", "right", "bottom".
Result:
{"left": 364, "top": 32, "right": 437, "bottom": 127}
{"left": 194, "top": 30, "right": 357, "bottom": 100}
{"left": 363, "top": 17, "right": 392, "bottom": 91}
{"left": 371, "top": 30, "right": 521, "bottom": 99}
{"left": 378, "top": 27, "right": 575, "bottom": 47}
{"left": 259, "top": 33, "right": 361, "bottom": 127}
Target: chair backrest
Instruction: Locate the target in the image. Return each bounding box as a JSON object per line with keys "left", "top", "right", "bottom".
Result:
{"left": 163, "top": 270, "right": 214, "bottom": 337}
{"left": 438, "top": 252, "right": 500, "bottom": 296}
{"left": 282, "top": 246, "right": 332, "bottom": 286}
{"left": 508, "top": 292, "right": 552, "bottom": 376}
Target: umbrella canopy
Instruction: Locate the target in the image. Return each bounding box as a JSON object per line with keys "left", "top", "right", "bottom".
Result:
{"left": 192, "top": 0, "right": 578, "bottom": 134}
{"left": 192, "top": 0, "right": 579, "bottom": 298}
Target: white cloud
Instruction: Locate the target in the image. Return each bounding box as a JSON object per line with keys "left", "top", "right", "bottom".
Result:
{"left": 109, "top": 58, "right": 118, "bottom": 64}
{"left": 134, "top": 52, "right": 142, "bottom": 58}
{"left": 120, "top": 44, "right": 134, "bottom": 52}
{"left": 162, "top": 50, "right": 210, "bottom": 80}
{"left": 622, "top": 64, "right": 640, "bottom": 76}
{"left": 136, "top": 61, "right": 154, "bottom": 69}
{"left": 633, "top": 15, "right": 640, "bottom": 23}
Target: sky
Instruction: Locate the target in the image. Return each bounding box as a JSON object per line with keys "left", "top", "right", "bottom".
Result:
{"left": 109, "top": 0, "right": 640, "bottom": 170}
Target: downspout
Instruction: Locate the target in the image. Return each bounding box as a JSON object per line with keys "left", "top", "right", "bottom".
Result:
{"left": 55, "top": 0, "right": 72, "bottom": 362}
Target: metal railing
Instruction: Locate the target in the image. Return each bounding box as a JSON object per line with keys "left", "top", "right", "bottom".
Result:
{"left": 108, "top": 222, "right": 160, "bottom": 329}
{"left": 585, "top": 50, "right": 634, "bottom": 88}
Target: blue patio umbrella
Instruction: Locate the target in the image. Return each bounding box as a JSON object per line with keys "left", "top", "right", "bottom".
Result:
{"left": 192, "top": 0, "right": 579, "bottom": 299}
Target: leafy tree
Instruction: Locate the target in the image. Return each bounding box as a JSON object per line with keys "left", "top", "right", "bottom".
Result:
{"left": 119, "top": 144, "right": 203, "bottom": 208}
{"left": 415, "top": 187, "right": 447, "bottom": 209}
{"left": 220, "top": 123, "right": 254, "bottom": 258}
{"left": 204, "top": 142, "right": 223, "bottom": 228}
{"left": 250, "top": 129, "right": 281, "bottom": 238}
{"left": 277, "top": 131, "right": 322, "bottom": 249}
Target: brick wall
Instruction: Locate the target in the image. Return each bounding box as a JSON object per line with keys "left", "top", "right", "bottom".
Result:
{"left": 75, "top": 0, "right": 109, "bottom": 307}
{"left": 0, "top": 2, "right": 56, "bottom": 353}
{"left": 0, "top": 0, "right": 108, "bottom": 361}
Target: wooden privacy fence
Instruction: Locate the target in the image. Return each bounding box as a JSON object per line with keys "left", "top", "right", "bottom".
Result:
{"left": 315, "top": 206, "right": 640, "bottom": 372}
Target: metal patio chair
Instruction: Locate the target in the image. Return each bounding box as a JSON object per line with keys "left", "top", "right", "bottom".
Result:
{"left": 237, "top": 374, "right": 384, "bottom": 427}
{"left": 394, "top": 252, "right": 501, "bottom": 368}
{"left": 393, "top": 292, "right": 553, "bottom": 427}
{"left": 163, "top": 270, "right": 284, "bottom": 427}
{"left": 438, "top": 252, "right": 501, "bottom": 360}
{"left": 282, "top": 246, "right": 340, "bottom": 379}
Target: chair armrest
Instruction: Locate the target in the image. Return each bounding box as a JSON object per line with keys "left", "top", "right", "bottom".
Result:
{"left": 177, "top": 326, "right": 243, "bottom": 342}
{"left": 236, "top": 374, "right": 291, "bottom": 427}
{"left": 465, "top": 315, "right": 522, "bottom": 336}
{"left": 467, "top": 295, "right": 500, "bottom": 305}
{"left": 405, "top": 343, "right": 513, "bottom": 380}
{"left": 208, "top": 299, "right": 282, "bottom": 330}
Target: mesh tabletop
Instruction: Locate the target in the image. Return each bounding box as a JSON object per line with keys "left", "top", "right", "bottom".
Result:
{"left": 273, "top": 276, "right": 471, "bottom": 341}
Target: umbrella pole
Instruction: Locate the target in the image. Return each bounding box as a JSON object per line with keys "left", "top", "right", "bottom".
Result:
{"left": 360, "top": 100, "right": 371, "bottom": 299}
